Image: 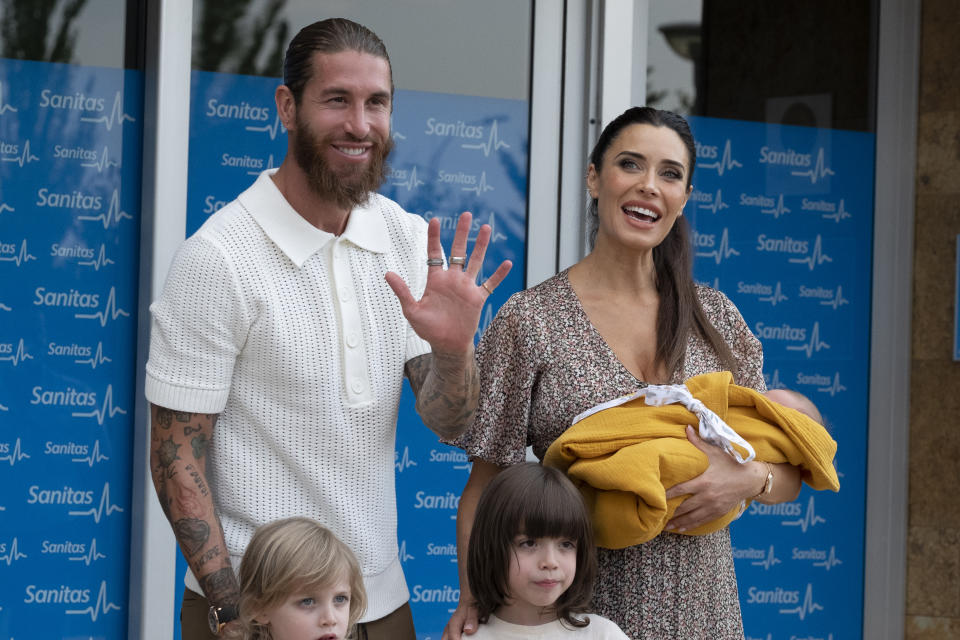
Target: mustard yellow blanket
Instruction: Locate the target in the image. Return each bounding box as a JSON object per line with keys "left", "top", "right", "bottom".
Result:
{"left": 542, "top": 371, "right": 839, "bottom": 548}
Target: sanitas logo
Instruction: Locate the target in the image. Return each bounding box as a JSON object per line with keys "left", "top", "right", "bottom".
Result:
{"left": 748, "top": 501, "right": 802, "bottom": 517}
{"left": 424, "top": 118, "right": 483, "bottom": 139}
{"left": 220, "top": 153, "right": 263, "bottom": 169}
{"left": 740, "top": 193, "right": 776, "bottom": 208}
{"left": 426, "top": 542, "right": 457, "bottom": 562}
{"left": 428, "top": 449, "right": 469, "bottom": 465}
{"left": 50, "top": 243, "right": 95, "bottom": 259}
{"left": 41, "top": 540, "right": 87, "bottom": 555}
{"left": 731, "top": 546, "right": 767, "bottom": 560}
{"left": 39, "top": 89, "right": 104, "bottom": 112}
{"left": 798, "top": 285, "right": 834, "bottom": 300}
{"left": 44, "top": 441, "right": 90, "bottom": 456}
{"left": 413, "top": 491, "right": 460, "bottom": 510}
{"left": 692, "top": 230, "right": 715, "bottom": 248}
{"left": 206, "top": 99, "right": 270, "bottom": 121}
{"left": 30, "top": 385, "right": 96, "bottom": 406}
{"left": 53, "top": 144, "right": 98, "bottom": 161}
{"left": 695, "top": 141, "right": 718, "bottom": 159}
{"left": 36, "top": 188, "right": 102, "bottom": 210}
{"left": 758, "top": 146, "right": 812, "bottom": 167}
{"left": 203, "top": 195, "right": 231, "bottom": 214}
{"left": 438, "top": 170, "right": 479, "bottom": 185}
{"left": 48, "top": 342, "right": 92, "bottom": 357}
{"left": 756, "top": 234, "right": 808, "bottom": 254}
{"left": 801, "top": 198, "right": 835, "bottom": 213}
{"left": 737, "top": 281, "right": 773, "bottom": 296}
{"left": 796, "top": 372, "right": 832, "bottom": 386}
{"left": 753, "top": 322, "right": 806, "bottom": 342}
{"left": 410, "top": 584, "right": 459, "bottom": 603}
{"left": 27, "top": 485, "right": 94, "bottom": 505}
{"left": 25, "top": 584, "right": 91, "bottom": 604}
{"left": 0, "top": 140, "right": 18, "bottom": 154}
{"left": 33, "top": 287, "right": 100, "bottom": 308}
{"left": 746, "top": 586, "right": 800, "bottom": 605}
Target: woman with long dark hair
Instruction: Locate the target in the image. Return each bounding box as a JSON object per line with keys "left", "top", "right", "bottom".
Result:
{"left": 444, "top": 107, "right": 803, "bottom": 639}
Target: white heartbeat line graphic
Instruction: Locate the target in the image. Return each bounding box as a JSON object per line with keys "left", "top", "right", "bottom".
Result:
{"left": 813, "top": 546, "right": 842, "bottom": 570}
{"left": 71, "top": 384, "right": 126, "bottom": 424}
{"left": 791, "top": 148, "right": 835, "bottom": 184}
{"left": 475, "top": 303, "right": 494, "bottom": 342}
{"left": 696, "top": 228, "right": 740, "bottom": 265}
{"left": 820, "top": 285, "right": 848, "bottom": 310}
{"left": 823, "top": 198, "right": 852, "bottom": 223}
{"left": 0, "top": 81, "right": 18, "bottom": 115}
{"left": 76, "top": 342, "right": 112, "bottom": 369}
{"left": 245, "top": 112, "right": 286, "bottom": 139}
{"left": 761, "top": 194, "right": 791, "bottom": 219}
{"left": 765, "top": 369, "right": 786, "bottom": 390}
{"left": 758, "top": 282, "right": 788, "bottom": 306}
{"left": 398, "top": 540, "right": 415, "bottom": 562}
{"left": 246, "top": 153, "right": 277, "bottom": 176}
{"left": 751, "top": 545, "right": 781, "bottom": 571}
{"left": 779, "top": 583, "right": 824, "bottom": 620}
{"left": 77, "top": 190, "right": 134, "bottom": 229}
{"left": 782, "top": 495, "right": 826, "bottom": 532}
{"left": 462, "top": 171, "right": 495, "bottom": 196}
{"left": 700, "top": 140, "right": 743, "bottom": 176}
{"left": 462, "top": 120, "right": 510, "bottom": 156}
{"left": 68, "top": 482, "right": 124, "bottom": 523}
{"left": 392, "top": 130, "right": 407, "bottom": 141}
{"left": 392, "top": 165, "right": 425, "bottom": 191}
{"left": 80, "top": 92, "right": 135, "bottom": 130}
{"left": 788, "top": 235, "right": 832, "bottom": 271}
{"left": 818, "top": 372, "right": 847, "bottom": 397}
{"left": 69, "top": 538, "right": 107, "bottom": 565}
{"left": 77, "top": 244, "right": 115, "bottom": 271}
{"left": 698, "top": 189, "right": 729, "bottom": 214}
{"left": 74, "top": 286, "right": 130, "bottom": 327}
{"left": 394, "top": 446, "right": 417, "bottom": 473}
{"left": 0, "top": 338, "right": 34, "bottom": 366}
{"left": 66, "top": 580, "right": 122, "bottom": 620}
{"left": 73, "top": 439, "right": 110, "bottom": 467}
{"left": 0, "top": 438, "right": 30, "bottom": 466}
{"left": 745, "top": 634, "right": 773, "bottom": 640}
{"left": 0, "top": 537, "right": 27, "bottom": 564}
{"left": 0, "top": 202, "right": 13, "bottom": 214}
{"left": 0, "top": 239, "right": 37, "bottom": 266}
{"left": 80, "top": 145, "right": 121, "bottom": 172}
{"left": 1, "top": 138, "right": 39, "bottom": 167}
{"left": 786, "top": 321, "right": 830, "bottom": 358}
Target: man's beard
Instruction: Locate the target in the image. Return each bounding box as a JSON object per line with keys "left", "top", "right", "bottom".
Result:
{"left": 292, "top": 115, "right": 394, "bottom": 211}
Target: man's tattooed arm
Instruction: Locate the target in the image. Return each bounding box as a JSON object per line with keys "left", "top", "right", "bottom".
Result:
{"left": 405, "top": 350, "right": 480, "bottom": 440}
{"left": 149, "top": 404, "right": 239, "bottom": 608}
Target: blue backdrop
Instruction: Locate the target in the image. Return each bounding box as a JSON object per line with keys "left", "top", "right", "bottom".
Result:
{"left": 0, "top": 58, "right": 143, "bottom": 640}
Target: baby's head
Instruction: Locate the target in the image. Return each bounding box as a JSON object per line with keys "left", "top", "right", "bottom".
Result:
{"left": 764, "top": 388, "right": 823, "bottom": 424}
{"left": 237, "top": 517, "right": 366, "bottom": 640}
{"left": 468, "top": 462, "right": 596, "bottom": 627}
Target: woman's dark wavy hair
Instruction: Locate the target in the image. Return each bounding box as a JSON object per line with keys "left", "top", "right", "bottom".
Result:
{"left": 283, "top": 18, "right": 393, "bottom": 104}
{"left": 468, "top": 463, "right": 597, "bottom": 628}
{"left": 586, "top": 106, "right": 737, "bottom": 376}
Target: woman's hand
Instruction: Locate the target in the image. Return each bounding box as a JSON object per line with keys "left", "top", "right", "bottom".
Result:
{"left": 664, "top": 425, "right": 766, "bottom": 532}
{"left": 442, "top": 601, "right": 479, "bottom": 640}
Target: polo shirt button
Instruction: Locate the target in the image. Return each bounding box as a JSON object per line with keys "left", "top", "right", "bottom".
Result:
{"left": 351, "top": 378, "right": 364, "bottom": 393}
{"left": 346, "top": 332, "right": 360, "bottom": 348}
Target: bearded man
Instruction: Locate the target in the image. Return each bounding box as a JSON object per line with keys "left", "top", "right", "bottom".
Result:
{"left": 145, "top": 18, "right": 510, "bottom": 640}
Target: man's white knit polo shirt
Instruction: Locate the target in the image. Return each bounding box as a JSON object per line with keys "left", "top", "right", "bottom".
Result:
{"left": 145, "top": 169, "right": 431, "bottom": 622}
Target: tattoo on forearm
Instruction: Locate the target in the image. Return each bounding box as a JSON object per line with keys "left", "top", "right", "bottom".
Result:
{"left": 407, "top": 353, "right": 480, "bottom": 438}
{"left": 185, "top": 464, "right": 210, "bottom": 497}
{"left": 174, "top": 411, "right": 192, "bottom": 423}
{"left": 156, "top": 408, "right": 173, "bottom": 429}
{"left": 193, "top": 545, "right": 222, "bottom": 570}
{"left": 199, "top": 567, "right": 240, "bottom": 606}
{"left": 157, "top": 436, "right": 181, "bottom": 477}
{"left": 174, "top": 517, "right": 210, "bottom": 555}
{"left": 184, "top": 424, "right": 202, "bottom": 436}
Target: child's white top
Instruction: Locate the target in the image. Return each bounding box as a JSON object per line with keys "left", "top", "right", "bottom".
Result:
{"left": 471, "top": 613, "right": 630, "bottom": 639}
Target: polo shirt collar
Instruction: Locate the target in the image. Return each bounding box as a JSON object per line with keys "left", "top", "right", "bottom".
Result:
{"left": 241, "top": 169, "right": 389, "bottom": 267}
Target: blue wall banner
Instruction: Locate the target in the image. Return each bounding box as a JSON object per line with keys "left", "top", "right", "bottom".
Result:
{"left": 185, "top": 71, "right": 529, "bottom": 639}
{"left": 0, "top": 58, "right": 143, "bottom": 640}
{"left": 686, "top": 116, "right": 874, "bottom": 640}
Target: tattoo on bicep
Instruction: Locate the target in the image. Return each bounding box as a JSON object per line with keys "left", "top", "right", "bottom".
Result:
{"left": 156, "top": 436, "right": 181, "bottom": 478}
{"left": 174, "top": 411, "right": 192, "bottom": 423}
{"left": 184, "top": 424, "right": 202, "bottom": 436}
{"left": 191, "top": 433, "right": 209, "bottom": 460}
{"left": 174, "top": 517, "right": 210, "bottom": 556}
{"left": 185, "top": 464, "right": 209, "bottom": 497}
{"left": 155, "top": 408, "right": 173, "bottom": 429}
{"left": 199, "top": 567, "right": 240, "bottom": 604}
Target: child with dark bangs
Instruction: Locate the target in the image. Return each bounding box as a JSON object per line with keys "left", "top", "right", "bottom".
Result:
{"left": 466, "top": 463, "right": 629, "bottom": 638}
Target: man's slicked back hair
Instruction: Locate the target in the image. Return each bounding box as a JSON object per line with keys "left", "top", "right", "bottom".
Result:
{"left": 282, "top": 18, "right": 393, "bottom": 104}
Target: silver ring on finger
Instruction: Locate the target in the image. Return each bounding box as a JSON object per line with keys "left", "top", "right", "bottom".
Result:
{"left": 426, "top": 257, "right": 444, "bottom": 267}
{"left": 449, "top": 255, "right": 467, "bottom": 268}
